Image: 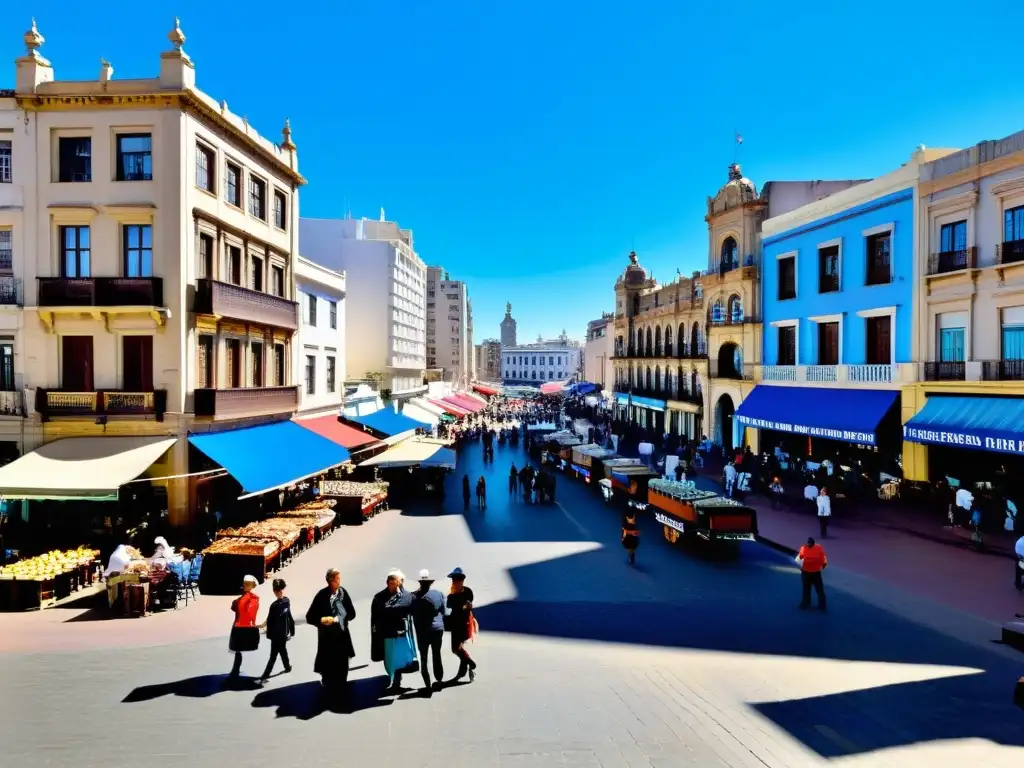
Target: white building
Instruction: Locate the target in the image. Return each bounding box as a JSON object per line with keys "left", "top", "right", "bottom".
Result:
{"left": 502, "top": 332, "right": 582, "bottom": 386}
{"left": 584, "top": 314, "right": 614, "bottom": 389}
{"left": 426, "top": 266, "right": 473, "bottom": 386}
{"left": 300, "top": 216, "right": 427, "bottom": 400}
{"left": 295, "top": 256, "right": 345, "bottom": 416}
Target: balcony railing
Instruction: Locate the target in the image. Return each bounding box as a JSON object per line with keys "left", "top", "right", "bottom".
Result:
{"left": 923, "top": 362, "right": 966, "bottom": 381}
{"left": 0, "top": 390, "right": 24, "bottom": 416}
{"left": 35, "top": 389, "right": 167, "bottom": 420}
{"left": 928, "top": 248, "right": 976, "bottom": 275}
{"left": 709, "top": 361, "right": 754, "bottom": 380}
{"left": 37, "top": 277, "right": 164, "bottom": 307}
{"left": 195, "top": 279, "right": 299, "bottom": 331}
{"left": 678, "top": 347, "right": 708, "bottom": 359}
{"left": 710, "top": 315, "right": 760, "bottom": 327}
{"left": 806, "top": 365, "right": 838, "bottom": 383}
{"left": 761, "top": 364, "right": 914, "bottom": 385}
{"left": 193, "top": 385, "right": 299, "bottom": 419}
{"left": 982, "top": 360, "right": 1024, "bottom": 381}
{"left": 847, "top": 364, "right": 896, "bottom": 383}
{"left": 997, "top": 240, "right": 1024, "bottom": 266}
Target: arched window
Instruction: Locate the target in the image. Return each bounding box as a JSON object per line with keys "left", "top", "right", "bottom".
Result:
{"left": 691, "top": 322, "right": 701, "bottom": 354}
{"left": 531, "top": 370, "right": 536, "bottom": 380}
{"left": 645, "top": 327, "right": 653, "bottom": 357}
{"left": 654, "top": 326, "right": 662, "bottom": 357}
{"left": 505, "top": 370, "right": 509, "bottom": 378}
{"left": 720, "top": 236, "right": 738, "bottom": 272}
{"left": 692, "top": 370, "right": 699, "bottom": 395}
{"left": 645, "top": 366, "right": 652, "bottom": 390}
{"left": 631, "top": 295, "right": 640, "bottom": 315}
{"left": 678, "top": 366, "right": 686, "bottom": 395}
{"left": 664, "top": 368, "right": 672, "bottom": 396}
{"left": 664, "top": 325, "right": 673, "bottom": 357}
{"left": 728, "top": 294, "right": 743, "bottom": 323}
{"left": 711, "top": 299, "right": 725, "bottom": 326}
{"left": 654, "top": 366, "right": 661, "bottom": 392}
{"left": 678, "top": 323, "right": 687, "bottom": 357}
{"left": 635, "top": 327, "right": 643, "bottom": 354}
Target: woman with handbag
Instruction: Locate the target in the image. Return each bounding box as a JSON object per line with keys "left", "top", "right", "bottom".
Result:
{"left": 370, "top": 569, "right": 418, "bottom": 694}
{"left": 446, "top": 567, "right": 478, "bottom": 682}
{"left": 228, "top": 574, "right": 260, "bottom": 680}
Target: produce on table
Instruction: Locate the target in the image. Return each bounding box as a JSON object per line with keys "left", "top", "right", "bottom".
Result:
{"left": 203, "top": 537, "right": 280, "bottom": 559}
{"left": 0, "top": 547, "right": 99, "bottom": 580}
{"left": 319, "top": 480, "right": 389, "bottom": 506}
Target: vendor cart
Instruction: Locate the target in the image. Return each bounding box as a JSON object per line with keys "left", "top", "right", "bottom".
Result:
{"left": 320, "top": 480, "right": 390, "bottom": 525}
{"left": 648, "top": 478, "right": 758, "bottom": 545}
{"left": 606, "top": 464, "right": 660, "bottom": 510}
{"left": 570, "top": 444, "right": 616, "bottom": 484}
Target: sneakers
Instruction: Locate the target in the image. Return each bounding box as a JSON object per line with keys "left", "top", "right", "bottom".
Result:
{"left": 468, "top": 668, "right": 476, "bottom": 683}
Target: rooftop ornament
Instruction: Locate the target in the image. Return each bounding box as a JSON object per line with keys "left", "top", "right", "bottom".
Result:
{"left": 168, "top": 17, "right": 186, "bottom": 51}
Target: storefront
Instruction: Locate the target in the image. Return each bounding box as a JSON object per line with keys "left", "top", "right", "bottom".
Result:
{"left": 665, "top": 399, "right": 702, "bottom": 441}
{"left": 613, "top": 393, "right": 667, "bottom": 432}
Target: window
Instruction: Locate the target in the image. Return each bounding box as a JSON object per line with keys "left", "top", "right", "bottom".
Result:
{"left": 273, "top": 190, "right": 287, "bottom": 229}
{"left": 777, "top": 256, "right": 796, "bottom": 300}
{"left": 818, "top": 245, "right": 839, "bottom": 293}
{"left": 0, "top": 140, "right": 11, "bottom": 183}
{"left": 940, "top": 220, "right": 967, "bottom": 254}
{"left": 249, "top": 176, "right": 267, "bottom": 220}
{"left": 817, "top": 322, "right": 839, "bottom": 365}
{"left": 61, "top": 335, "right": 94, "bottom": 391}
{"left": 274, "top": 343, "right": 286, "bottom": 385}
{"left": 272, "top": 265, "right": 285, "bottom": 297}
{"left": 198, "top": 233, "right": 213, "bottom": 279}
{"left": 123, "top": 224, "right": 153, "bottom": 277}
{"left": 251, "top": 342, "right": 264, "bottom": 387}
{"left": 939, "top": 328, "right": 965, "bottom": 362}
{"left": 0, "top": 230, "right": 11, "bottom": 271}
{"left": 227, "top": 245, "right": 242, "bottom": 285}
{"left": 0, "top": 343, "right": 14, "bottom": 391}
{"left": 777, "top": 326, "right": 796, "bottom": 366}
{"left": 307, "top": 294, "right": 317, "bottom": 325}
{"left": 865, "top": 232, "right": 891, "bottom": 285}
{"left": 195, "top": 143, "right": 214, "bottom": 192}
{"left": 225, "top": 162, "right": 241, "bottom": 207}
{"left": 326, "top": 356, "right": 336, "bottom": 392}
{"left": 197, "top": 334, "right": 214, "bottom": 388}
{"left": 251, "top": 256, "right": 264, "bottom": 292}
{"left": 1005, "top": 205, "right": 1024, "bottom": 243}
{"left": 226, "top": 338, "right": 242, "bottom": 387}
{"left": 60, "top": 225, "right": 91, "bottom": 277}
{"left": 329, "top": 300, "right": 337, "bottom": 329}
{"left": 305, "top": 355, "right": 316, "bottom": 394}
{"left": 115, "top": 134, "right": 152, "bottom": 181}
{"left": 720, "top": 236, "right": 738, "bottom": 272}
{"left": 865, "top": 315, "right": 891, "bottom": 365}
{"left": 121, "top": 335, "right": 154, "bottom": 391}
{"left": 58, "top": 137, "right": 92, "bottom": 182}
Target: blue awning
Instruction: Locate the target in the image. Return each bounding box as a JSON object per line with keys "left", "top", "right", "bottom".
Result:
{"left": 345, "top": 406, "right": 431, "bottom": 437}
{"left": 572, "top": 382, "right": 597, "bottom": 395}
{"left": 735, "top": 385, "right": 898, "bottom": 446}
{"left": 613, "top": 392, "right": 666, "bottom": 410}
{"left": 903, "top": 395, "right": 1024, "bottom": 455}
{"left": 189, "top": 421, "right": 351, "bottom": 499}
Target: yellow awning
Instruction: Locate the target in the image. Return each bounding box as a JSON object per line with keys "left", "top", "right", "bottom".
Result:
{"left": 0, "top": 436, "right": 177, "bottom": 500}
{"left": 359, "top": 438, "right": 456, "bottom": 470}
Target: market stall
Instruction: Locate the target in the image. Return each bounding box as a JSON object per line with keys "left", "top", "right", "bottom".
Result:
{"left": 648, "top": 478, "right": 758, "bottom": 545}
{"left": 605, "top": 464, "right": 660, "bottom": 509}
{"left": 0, "top": 547, "right": 100, "bottom": 611}
{"left": 319, "top": 480, "right": 390, "bottom": 525}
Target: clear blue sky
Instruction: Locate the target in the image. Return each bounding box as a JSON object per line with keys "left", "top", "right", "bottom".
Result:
{"left": 4, "top": 2, "right": 1024, "bottom": 344}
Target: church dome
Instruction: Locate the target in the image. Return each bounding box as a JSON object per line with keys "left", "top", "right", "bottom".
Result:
{"left": 707, "top": 163, "right": 759, "bottom": 216}
{"left": 623, "top": 251, "right": 647, "bottom": 287}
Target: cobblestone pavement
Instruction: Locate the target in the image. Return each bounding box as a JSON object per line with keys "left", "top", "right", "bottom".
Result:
{"left": 1, "top": 440, "right": 1023, "bottom": 767}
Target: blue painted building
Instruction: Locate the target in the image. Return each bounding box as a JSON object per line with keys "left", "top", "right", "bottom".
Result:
{"left": 735, "top": 154, "right": 927, "bottom": 468}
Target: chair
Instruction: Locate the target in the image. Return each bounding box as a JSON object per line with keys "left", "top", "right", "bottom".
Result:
{"left": 176, "top": 554, "right": 202, "bottom": 607}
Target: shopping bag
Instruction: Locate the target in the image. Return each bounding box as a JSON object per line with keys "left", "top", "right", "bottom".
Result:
{"left": 393, "top": 630, "right": 419, "bottom": 674}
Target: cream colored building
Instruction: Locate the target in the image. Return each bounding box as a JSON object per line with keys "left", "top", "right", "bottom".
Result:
{"left": 6, "top": 19, "right": 305, "bottom": 523}
{"left": 295, "top": 256, "right": 346, "bottom": 417}
{"left": 583, "top": 314, "right": 614, "bottom": 390}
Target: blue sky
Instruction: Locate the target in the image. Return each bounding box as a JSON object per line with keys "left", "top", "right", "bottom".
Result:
{"left": 5, "top": 2, "right": 1024, "bottom": 343}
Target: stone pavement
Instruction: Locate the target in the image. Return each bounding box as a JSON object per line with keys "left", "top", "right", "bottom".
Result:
{"left": 0, "top": 439, "right": 1022, "bottom": 767}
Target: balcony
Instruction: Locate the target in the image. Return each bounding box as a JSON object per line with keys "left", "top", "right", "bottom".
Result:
{"left": 193, "top": 385, "right": 299, "bottom": 420}
{"left": 923, "top": 362, "right": 966, "bottom": 381}
{"left": 34, "top": 389, "right": 167, "bottom": 420}
{"left": 37, "top": 277, "right": 164, "bottom": 307}
{"left": 928, "top": 248, "right": 977, "bottom": 276}
{"left": 624, "top": 386, "right": 668, "bottom": 401}
{"left": 982, "top": 360, "right": 1024, "bottom": 381}
{"left": 677, "top": 347, "right": 708, "bottom": 360}
{"left": 0, "top": 277, "right": 22, "bottom": 307}
{"left": 997, "top": 240, "right": 1024, "bottom": 266}
{"left": 709, "top": 360, "right": 754, "bottom": 381}
{"left": 710, "top": 315, "right": 760, "bottom": 328}
{"left": 195, "top": 278, "right": 298, "bottom": 331}
{"left": 760, "top": 364, "right": 916, "bottom": 386}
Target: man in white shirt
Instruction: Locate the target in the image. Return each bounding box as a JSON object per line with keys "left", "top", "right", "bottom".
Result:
{"left": 724, "top": 461, "right": 737, "bottom": 498}
{"left": 1015, "top": 535, "right": 1024, "bottom": 591}
{"left": 816, "top": 488, "right": 832, "bottom": 538}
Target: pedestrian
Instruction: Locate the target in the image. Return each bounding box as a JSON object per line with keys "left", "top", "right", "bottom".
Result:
{"left": 769, "top": 476, "right": 785, "bottom": 509}
{"left": 259, "top": 578, "right": 295, "bottom": 682}
{"left": 304, "top": 568, "right": 357, "bottom": 702}
{"left": 621, "top": 512, "right": 640, "bottom": 565}
{"left": 370, "top": 569, "right": 418, "bottom": 694}
{"left": 227, "top": 574, "right": 260, "bottom": 681}
{"left": 462, "top": 474, "right": 471, "bottom": 512}
{"left": 413, "top": 569, "right": 446, "bottom": 695}
{"left": 1016, "top": 534, "right": 1024, "bottom": 591}
{"left": 476, "top": 476, "right": 487, "bottom": 510}
{"left": 674, "top": 461, "right": 684, "bottom": 483}
{"left": 724, "top": 460, "right": 737, "bottom": 498}
{"left": 816, "top": 487, "right": 831, "bottom": 538}
{"left": 446, "top": 568, "right": 477, "bottom": 682}
{"left": 509, "top": 463, "right": 518, "bottom": 499}
{"left": 796, "top": 536, "right": 827, "bottom": 610}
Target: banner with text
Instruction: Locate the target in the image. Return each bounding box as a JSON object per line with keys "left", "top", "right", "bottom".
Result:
{"left": 736, "top": 414, "right": 877, "bottom": 446}
{"left": 902, "top": 425, "right": 1024, "bottom": 456}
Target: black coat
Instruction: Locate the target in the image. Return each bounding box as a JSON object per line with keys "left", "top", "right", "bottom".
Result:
{"left": 370, "top": 587, "right": 415, "bottom": 662}
{"left": 305, "top": 586, "right": 356, "bottom": 677}
{"left": 265, "top": 597, "right": 296, "bottom": 642}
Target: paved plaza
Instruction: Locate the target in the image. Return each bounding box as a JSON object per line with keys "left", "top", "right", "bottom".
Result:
{"left": 1, "top": 440, "right": 1023, "bottom": 767}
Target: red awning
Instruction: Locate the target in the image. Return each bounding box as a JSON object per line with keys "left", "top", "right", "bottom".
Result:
{"left": 540, "top": 381, "right": 567, "bottom": 394}
{"left": 294, "top": 415, "right": 380, "bottom": 449}
{"left": 429, "top": 399, "right": 469, "bottom": 417}
{"left": 472, "top": 384, "right": 499, "bottom": 397}
{"left": 445, "top": 395, "right": 483, "bottom": 413}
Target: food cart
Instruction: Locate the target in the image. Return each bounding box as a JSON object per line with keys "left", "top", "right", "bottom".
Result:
{"left": 647, "top": 478, "right": 758, "bottom": 545}
{"left": 605, "top": 464, "right": 660, "bottom": 510}
{"left": 199, "top": 537, "right": 281, "bottom": 594}
{"left": 570, "top": 444, "right": 616, "bottom": 484}
{"left": 540, "top": 431, "right": 580, "bottom": 469}
{"left": 319, "top": 480, "right": 389, "bottom": 525}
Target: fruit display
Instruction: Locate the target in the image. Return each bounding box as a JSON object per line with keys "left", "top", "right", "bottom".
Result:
{"left": 0, "top": 547, "right": 99, "bottom": 581}
{"left": 319, "top": 480, "right": 389, "bottom": 506}
{"left": 203, "top": 537, "right": 279, "bottom": 559}
{"left": 649, "top": 479, "right": 718, "bottom": 502}
{"left": 217, "top": 519, "right": 302, "bottom": 548}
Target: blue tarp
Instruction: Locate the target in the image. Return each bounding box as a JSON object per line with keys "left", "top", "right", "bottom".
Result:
{"left": 189, "top": 421, "right": 351, "bottom": 498}
{"left": 613, "top": 392, "right": 666, "bottom": 410}
{"left": 735, "top": 385, "right": 898, "bottom": 447}
{"left": 572, "top": 382, "right": 597, "bottom": 395}
{"left": 346, "top": 407, "right": 431, "bottom": 437}
{"left": 903, "top": 395, "right": 1024, "bottom": 455}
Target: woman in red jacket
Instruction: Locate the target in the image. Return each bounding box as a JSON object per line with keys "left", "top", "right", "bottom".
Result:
{"left": 228, "top": 575, "right": 261, "bottom": 679}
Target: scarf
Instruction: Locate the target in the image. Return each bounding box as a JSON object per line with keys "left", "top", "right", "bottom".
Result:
{"left": 329, "top": 588, "right": 347, "bottom": 625}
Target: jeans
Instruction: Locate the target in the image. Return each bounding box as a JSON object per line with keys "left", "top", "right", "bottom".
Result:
{"left": 417, "top": 629, "right": 444, "bottom": 687}
{"left": 262, "top": 638, "right": 291, "bottom": 678}
{"left": 800, "top": 571, "right": 826, "bottom": 609}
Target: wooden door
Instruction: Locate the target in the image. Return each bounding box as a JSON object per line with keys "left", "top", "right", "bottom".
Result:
{"left": 122, "top": 335, "right": 154, "bottom": 391}
{"left": 62, "top": 336, "right": 94, "bottom": 391}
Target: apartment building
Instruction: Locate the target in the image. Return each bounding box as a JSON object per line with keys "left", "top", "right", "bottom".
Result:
{"left": 584, "top": 314, "right": 614, "bottom": 390}
{"left": 295, "top": 256, "right": 345, "bottom": 416}
{"left": 1, "top": 20, "right": 309, "bottom": 524}
{"left": 300, "top": 216, "right": 427, "bottom": 400}
{"left": 475, "top": 338, "right": 502, "bottom": 382}
{"left": 426, "top": 266, "right": 472, "bottom": 385}
{"left": 0, "top": 87, "right": 25, "bottom": 464}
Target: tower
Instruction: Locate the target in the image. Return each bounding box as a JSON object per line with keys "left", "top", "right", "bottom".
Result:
{"left": 500, "top": 301, "right": 517, "bottom": 347}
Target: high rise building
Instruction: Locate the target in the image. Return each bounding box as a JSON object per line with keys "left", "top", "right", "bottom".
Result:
{"left": 475, "top": 338, "right": 502, "bottom": 382}
{"left": 500, "top": 302, "right": 517, "bottom": 346}
{"left": 425, "top": 266, "right": 472, "bottom": 385}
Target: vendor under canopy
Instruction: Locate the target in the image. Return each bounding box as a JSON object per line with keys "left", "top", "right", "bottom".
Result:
{"left": 153, "top": 536, "right": 183, "bottom": 564}
{"left": 103, "top": 544, "right": 131, "bottom": 578}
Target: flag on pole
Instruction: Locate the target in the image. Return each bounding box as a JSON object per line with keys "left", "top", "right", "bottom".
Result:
{"left": 735, "top": 133, "right": 743, "bottom": 145}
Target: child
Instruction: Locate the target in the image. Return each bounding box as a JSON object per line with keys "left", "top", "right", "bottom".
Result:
{"left": 260, "top": 578, "right": 295, "bottom": 682}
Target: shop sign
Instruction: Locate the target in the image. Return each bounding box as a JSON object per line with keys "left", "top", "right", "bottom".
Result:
{"left": 737, "top": 415, "right": 875, "bottom": 445}
{"left": 655, "top": 511, "right": 686, "bottom": 534}
{"left": 903, "top": 425, "right": 1024, "bottom": 454}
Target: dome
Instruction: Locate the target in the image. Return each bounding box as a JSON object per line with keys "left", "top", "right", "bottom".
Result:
{"left": 623, "top": 250, "right": 648, "bottom": 287}
{"left": 707, "top": 163, "right": 759, "bottom": 216}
